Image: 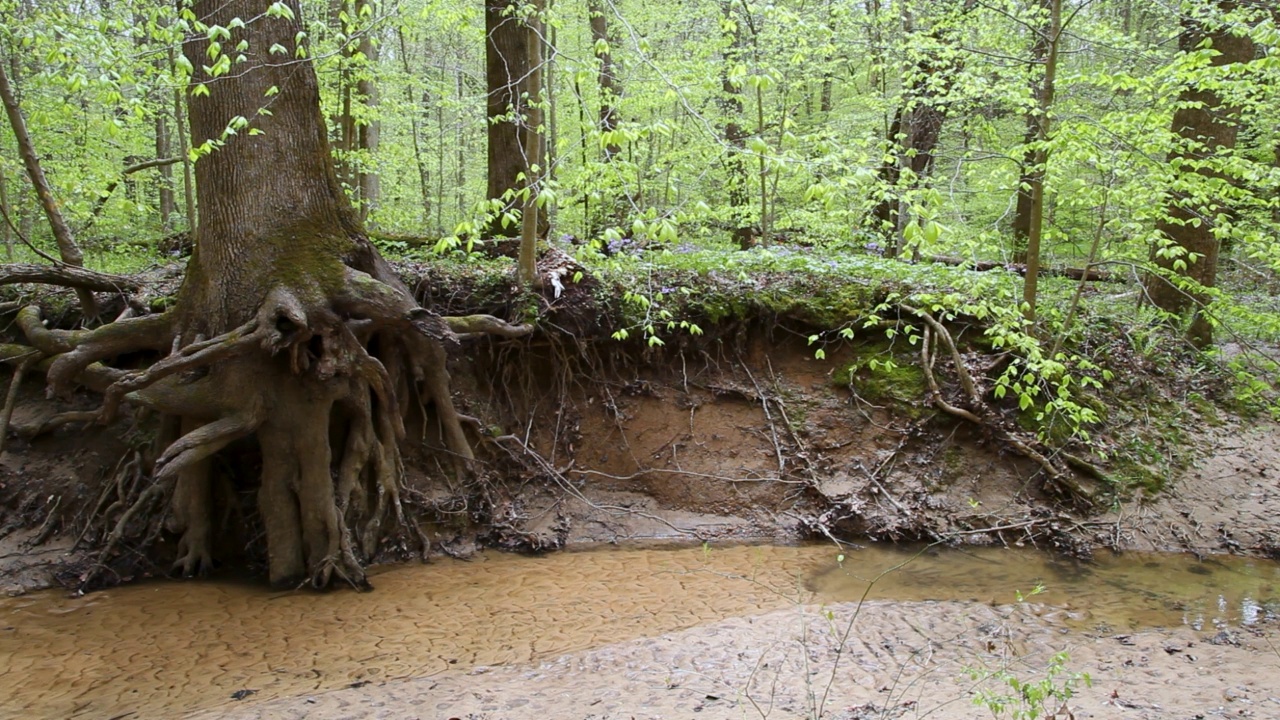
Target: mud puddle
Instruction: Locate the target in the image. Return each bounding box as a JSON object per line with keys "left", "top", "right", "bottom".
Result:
{"left": 1, "top": 543, "right": 1278, "bottom": 719}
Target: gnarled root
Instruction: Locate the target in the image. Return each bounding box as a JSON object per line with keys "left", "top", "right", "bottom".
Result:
{"left": 902, "top": 305, "right": 1101, "bottom": 507}
{"left": 17, "top": 251, "right": 533, "bottom": 591}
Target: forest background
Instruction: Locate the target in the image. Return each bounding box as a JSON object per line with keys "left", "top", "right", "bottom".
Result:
{"left": 0, "top": 0, "right": 1278, "bottom": 471}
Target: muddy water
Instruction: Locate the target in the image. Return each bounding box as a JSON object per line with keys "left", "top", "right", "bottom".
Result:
{"left": 1, "top": 543, "right": 1277, "bottom": 719}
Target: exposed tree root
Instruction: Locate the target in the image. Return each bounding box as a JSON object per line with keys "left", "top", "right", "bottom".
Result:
{"left": 5, "top": 247, "right": 534, "bottom": 592}
{"left": 901, "top": 305, "right": 1102, "bottom": 507}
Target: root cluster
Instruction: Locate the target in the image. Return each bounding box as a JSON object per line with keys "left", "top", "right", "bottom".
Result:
{"left": 4, "top": 257, "right": 531, "bottom": 591}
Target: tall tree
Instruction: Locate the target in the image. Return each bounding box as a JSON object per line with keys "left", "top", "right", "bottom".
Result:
{"left": 485, "top": 0, "right": 547, "bottom": 238}
{"left": 26, "top": 0, "right": 525, "bottom": 589}
{"left": 0, "top": 60, "right": 98, "bottom": 317}
{"left": 1144, "top": 0, "right": 1256, "bottom": 346}
{"left": 869, "top": 1, "right": 972, "bottom": 257}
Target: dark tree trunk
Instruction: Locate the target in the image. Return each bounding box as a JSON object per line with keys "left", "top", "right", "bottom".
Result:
{"left": 869, "top": 4, "right": 970, "bottom": 255}
{"left": 1011, "top": 0, "right": 1052, "bottom": 265}
{"left": 719, "top": 0, "right": 751, "bottom": 243}
{"left": 1144, "top": 1, "right": 1255, "bottom": 347}
{"left": 486, "top": 0, "right": 547, "bottom": 238}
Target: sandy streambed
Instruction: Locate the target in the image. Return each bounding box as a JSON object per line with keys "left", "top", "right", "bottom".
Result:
{"left": 2, "top": 543, "right": 1278, "bottom": 719}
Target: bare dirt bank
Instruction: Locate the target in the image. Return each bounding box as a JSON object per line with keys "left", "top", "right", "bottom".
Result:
{"left": 2, "top": 330, "right": 1279, "bottom": 595}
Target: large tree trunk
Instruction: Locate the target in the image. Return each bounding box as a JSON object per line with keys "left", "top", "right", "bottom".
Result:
{"left": 21, "top": 0, "right": 526, "bottom": 591}
{"left": 486, "top": 0, "right": 547, "bottom": 239}
{"left": 869, "top": 3, "right": 970, "bottom": 256}
{"left": 1144, "top": 1, "right": 1255, "bottom": 347}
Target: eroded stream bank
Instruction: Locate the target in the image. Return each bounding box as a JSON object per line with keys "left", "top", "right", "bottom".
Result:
{"left": 2, "top": 542, "right": 1278, "bottom": 719}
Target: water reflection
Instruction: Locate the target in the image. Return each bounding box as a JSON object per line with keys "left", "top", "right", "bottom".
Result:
{"left": 808, "top": 545, "right": 1280, "bottom": 631}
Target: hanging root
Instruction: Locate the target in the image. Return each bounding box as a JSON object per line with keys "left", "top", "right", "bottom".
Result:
{"left": 901, "top": 305, "right": 1101, "bottom": 506}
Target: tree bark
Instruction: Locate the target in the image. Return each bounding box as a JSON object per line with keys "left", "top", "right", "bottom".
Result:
{"left": 486, "top": 0, "right": 547, "bottom": 238}
{"left": 1144, "top": 1, "right": 1255, "bottom": 347}
{"left": 18, "top": 0, "right": 527, "bottom": 591}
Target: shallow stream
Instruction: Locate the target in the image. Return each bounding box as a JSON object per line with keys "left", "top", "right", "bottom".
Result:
{"left": 1, "top": 542, "right": 1277, "bottom": 718}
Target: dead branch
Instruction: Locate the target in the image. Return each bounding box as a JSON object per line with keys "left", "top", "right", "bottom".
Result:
{"left": 925, "top": 254, "right": 1117, "bottom": 282}
{"left": 0, "top": 263, "right": 140, "bottom": 292}
{"left": 905, "top": 305, "right": 1101, "bottom": 506}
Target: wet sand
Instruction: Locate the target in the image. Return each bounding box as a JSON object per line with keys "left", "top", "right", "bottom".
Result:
{"left": 1, "top": 543, "right": 1277, "bottom": 719}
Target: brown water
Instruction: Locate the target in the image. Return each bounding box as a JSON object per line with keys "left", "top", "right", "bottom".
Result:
{"left": 1, "top": 543, "right": 1277, "bottom": 719}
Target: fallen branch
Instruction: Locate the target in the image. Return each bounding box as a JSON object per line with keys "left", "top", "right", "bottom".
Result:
{"left": 0, "top": 263, "right": 140, "bottom": 292}
{"left": 903, "top": 304, "right": 1101, "bottom": 507}
{"left": 926, "top": 255, "right": 1117, "bottom": 282}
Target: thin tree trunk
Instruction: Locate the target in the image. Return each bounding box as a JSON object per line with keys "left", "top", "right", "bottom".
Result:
{"left": 398, "top": 28, "right": 431, "bottom": 227}
{"left": 355, "top": 10, "right": 380, "bottom": 224}
{"left": 171, "top": 45, "right": 197, "bottom": 231}
{"left": 455, "top": 68, "right": 466, "bottom": 226}
{"left": 0, "top": 62, "right": 98, "bottom": 318}
{"left": 1020, "top": 0, "right": 1062, "bottom": 322}
{"left": 518, "top": 0, "right": 544, "bottom": 285}
{"left": 1011, "top": 0, "right": 1051, "bottom": 265}
{"left": 156, "top": 114, "right": 176, "bottom": 231}
{"left": 0, "top": 163, "right": 13, "bottom": 259}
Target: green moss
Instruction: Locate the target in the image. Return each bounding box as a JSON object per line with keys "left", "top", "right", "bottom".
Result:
{"left": 832, "top": 344, "right": 926, "bottom": 410}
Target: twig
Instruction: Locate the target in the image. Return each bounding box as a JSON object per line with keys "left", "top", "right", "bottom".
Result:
{"left": 742, "top": 360, "right": 785, "bottom": 476}
{"left": 0, "top": 351, "right": 37, "bottom": 454}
